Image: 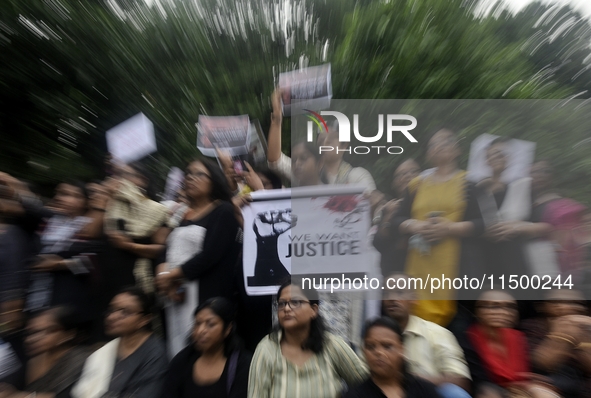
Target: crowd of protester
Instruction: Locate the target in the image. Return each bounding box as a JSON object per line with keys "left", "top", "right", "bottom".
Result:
{"left": 0, "top": 88, "right": 591, "bottom": 397}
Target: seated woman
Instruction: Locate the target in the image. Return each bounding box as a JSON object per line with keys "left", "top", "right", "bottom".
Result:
{"left": 463, "top": 290, "right": 559, "bottom": 398}
{"left": 0, "top": 307, "right": 89, "bottom": 398}
{"left": 344, "top": 316, "right": 442, "bottom": 397}
{"left": 162, "top": 297, "right": 251, "bottom": 397}
{"left": 520, "top": 289, "right": 591, "bottom": 398}
{"left": 72, "top": 287, "right": 168, "bottom": 398}
{"left": 248, "top": 280, "right": 368, "bottom": 398}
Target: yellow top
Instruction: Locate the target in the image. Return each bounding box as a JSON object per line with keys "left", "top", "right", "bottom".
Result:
{"left": 405, "top": 170, "right": 468, "bottom": 326}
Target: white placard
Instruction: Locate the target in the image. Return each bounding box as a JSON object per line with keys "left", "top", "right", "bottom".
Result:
{"left": 106, "top": 113, "right": 157, "bottom": 164}
{"left": 196, "top": 115, "right": 251, "bottom": 157}
{"left": 242, "top": 185, "right": 373, "bottom": 296}
{"left": 279, "top": 64, "right": 332, "bottom": 116}
{"left": 163, "top": 167, "right": 184, "bottom": 201}
{"left": 467, "top": 134, "right": 536, "bottom": 184}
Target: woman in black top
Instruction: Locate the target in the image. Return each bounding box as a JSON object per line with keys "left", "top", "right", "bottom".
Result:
{"left": 155, "top": 159, "right": 242, "bottom": 358}
{"left": 344, "top": 317, "right": 442, "bottom": 398}
{"left": 162, "top": 297, "right": 251, "bottom": 398}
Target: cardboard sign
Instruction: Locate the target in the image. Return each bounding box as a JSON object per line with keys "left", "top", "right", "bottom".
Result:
{"left": 196, "top": 115, "right": 251, "bottom": 157}
{"left": 467, "top": 133, "right": 536, "bottom": 184}
{"left": 279, "top": 64, "right": 332, "bottom": 116}
{"left": 242, "top": 185, "right": 373, "bottom": 296}
{"left": 163, "top": 167, "right": 184, "bottom": 201}
{"left": 248, "top": 119, "right": 268, "bottom": 166}
{"left": 106, "top": 113, "right": 157, "bottom": 164}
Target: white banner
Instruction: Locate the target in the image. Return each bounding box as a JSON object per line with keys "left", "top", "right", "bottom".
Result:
{"left": 106, "top": 113, "right": 157, "bottom": 164}
{"left": 196, "top": 115, "right": 251, "bottom": 157}
{"left": 467, "top": 133, "right": 536, "bottom": 184}
{"left": 242, "top": 185, "right": 374, "bottom": 296}
{"left": 279, "top": 64, "right": 332, "bottom": 116}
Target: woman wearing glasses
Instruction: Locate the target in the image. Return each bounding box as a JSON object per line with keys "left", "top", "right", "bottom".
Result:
{"left": 155, "top": 159, "right": 242, "bottom": 358}
{"left": 72, "top": 287, "right": 168, "bottom": 398}
{"left": 462, "top": 290, "right": 559, "bottom": 398}
{"left": 248, "top": 281, "right": 368, "bottom": 398}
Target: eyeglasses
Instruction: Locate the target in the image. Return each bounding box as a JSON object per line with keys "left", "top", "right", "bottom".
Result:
{"left": 25, "top": 326, "right": 62, "bottom": 337}
{"left": 476, "top": 302, "right": 518, "bottom": 312}
{"left": 186, "top": 171, "right": 211, "bottom": 181}
{"left": 104, "top": 308, "right": 143, "bottom": 318}
{"left": 277, "top": 299, "right": 311, "bottom": 311}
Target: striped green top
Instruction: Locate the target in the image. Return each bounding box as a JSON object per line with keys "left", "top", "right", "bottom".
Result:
{"left": 248, "top": 331, "right": 369, "bottom": 398}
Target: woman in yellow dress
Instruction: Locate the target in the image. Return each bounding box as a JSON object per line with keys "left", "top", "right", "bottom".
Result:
{"left": 394, "top": 129, "right": 484, "bottom": 327}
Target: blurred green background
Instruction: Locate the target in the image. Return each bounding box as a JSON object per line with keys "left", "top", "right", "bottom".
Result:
{"left": 1, "top": 0, "right": 590, "bottom": 201}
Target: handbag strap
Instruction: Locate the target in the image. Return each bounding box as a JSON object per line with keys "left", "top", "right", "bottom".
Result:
{"left": 226, "top": 350, "right": 240, "bottom": 395}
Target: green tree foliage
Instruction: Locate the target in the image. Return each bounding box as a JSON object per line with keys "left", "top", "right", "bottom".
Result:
{"left": 0, "top": 0, "right": 590, "bottom": 201}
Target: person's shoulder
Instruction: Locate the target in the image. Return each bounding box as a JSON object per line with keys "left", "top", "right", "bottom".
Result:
{"left": 255, "top": 333, "right": 280, "bottom": 352}
{"left": 323, "top": 331, "right": 352, "bottom": 351}
{"left": 405, "top": 373, "right": 442, "bottom": 396}
{"left": 169, "top": 344, "right": 197, "bottom": 367}
{"left": 505, "top": 327, "right": 527, "bottom": 341}
{"left": 237, "top": 349, "right": 253, "bottom": 366}
{"left": 215, "top": 201, "right": 235, "bottom": 213}
{"left": 342, "top": 378, "right": 378, "bottom": 398}
{"left": 410, "top": 316, "right": 458, "bottom": 341}
{"left": 144, "top": 335, "right": 167, "bottom": 358}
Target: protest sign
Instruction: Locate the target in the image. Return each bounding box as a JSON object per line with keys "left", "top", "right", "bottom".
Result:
{"left": 106, "top": 113, "right": 157, "bottom": 164}
{"left": 196, "top": 115, "right": 251, "bottom": 157}
{"left": 279, "top": 64, "right": 332, "bottom": 116}
{"left": 247, "top": 119, "right": 268, "bottom": 166}
{"left": 467, "top": 133, "right": 536, "bottom": 184}
{"left": 163, "top": 167, "right": 184, "bottom": 201}
{"left": 242, "top": 185, "right": 373, "bottom": 296}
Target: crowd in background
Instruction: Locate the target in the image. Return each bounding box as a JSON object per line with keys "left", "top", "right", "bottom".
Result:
{"left": 1, "top": 89, "right": 591, "bottom": 397}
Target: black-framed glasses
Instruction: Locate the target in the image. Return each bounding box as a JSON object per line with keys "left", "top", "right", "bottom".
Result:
{"left": 277, "top": 299, "right": 311, "bottom": 311}
{"left": 104, "top": 308, "right": 143, "bottom": 318}
{"left": 475, "top": 302, "right": 518, "bottom": 312}
{"left": 24, "top": 326, "right": 62, "bottom": 337}
{"left": 185, "top": 171, "right": 211, "bottom": 181}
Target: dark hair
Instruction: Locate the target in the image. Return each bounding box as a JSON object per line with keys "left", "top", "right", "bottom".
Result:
{"left": 62, "top": 180, "right": 89, "bottom": 201}
{"left": 273, "top": 279, "right": 326, "bottom": 353}
{"left": 31, "top": 306, "right": 79, "bottom": 331}
{"left": 127, "top": 161, "right": 158, "bottom": 200}
{"left": 363, "top": 317, "right": 409, "bottom": 387}
{"left": 193, "top": 297, "right": 241, "bottom": 356}
{"left": 363, "top": 316, "right": 403, "bottom": 340}
{"left": 293, "top": 141, "right": 322, "bottom": 162}
{"left": 113, "top": 286, "right": 154, "bottom": 331}
{"left": 256, "top": 168, "right": 283, "bottom": 190}
{"left": 486, "top": 136, "right": 511, "bottom": 150}
{"left": 29, "top": 306, "right": 81, "bottom": 345}
{"left": 188, "top": 158, "right": 233, "bottom": 202}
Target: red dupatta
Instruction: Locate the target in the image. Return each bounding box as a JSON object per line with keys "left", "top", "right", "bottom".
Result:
{"left": 467, "top": 324, "right": 530, "bottom": 387}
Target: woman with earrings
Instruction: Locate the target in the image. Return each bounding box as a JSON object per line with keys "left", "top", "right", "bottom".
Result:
{"left": 155, "top": 159, "right": 242, "bottom": 358}
{"left": 247, "top": 280, "right": 368, "bottom": 398}
{"left": 72, "top": 287, "right": 168, "bottom": 398}
{"left": 344, "top": 317, "right": 442, "bottom": 397}
{"left": 0, "top": 306, "right": 89, "bottom": 398}
{"left": 162, "top": 297, "right": 251, "bottom": 398}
